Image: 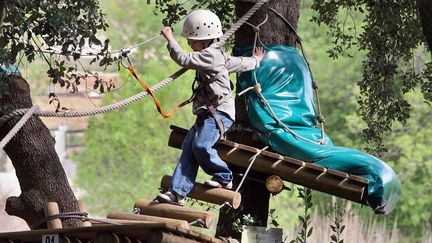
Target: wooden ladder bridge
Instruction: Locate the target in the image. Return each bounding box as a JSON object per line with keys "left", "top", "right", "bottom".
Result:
{"left": 0, "top": 125, "right": 368, "bottom": 243}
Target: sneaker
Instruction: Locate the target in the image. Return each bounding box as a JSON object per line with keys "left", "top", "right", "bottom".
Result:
{"left": 204, "top": 180, "right": 233, "bottom": 190}
{"left": 156, "top": 191, "right": 185, "bottom": 206}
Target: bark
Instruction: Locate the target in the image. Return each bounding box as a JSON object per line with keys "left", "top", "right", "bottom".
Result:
{"left": 216, "top": 0, "right": 301, "bottom": 239}
{"left": 0, "top": 74, "right": 81, "bottom": 229}
{"left": 417, "top": 0, "right": 432, "bottom": 51}
{"left": 0, "top": 0, "right": 5, "bottom": 26}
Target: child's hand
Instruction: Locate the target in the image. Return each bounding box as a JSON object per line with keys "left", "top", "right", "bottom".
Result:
{"left": 161, "top": 27, "right": 174, "bottom": 42}
{"left": 254, "top": 47, "right": 265, "bottom": 62}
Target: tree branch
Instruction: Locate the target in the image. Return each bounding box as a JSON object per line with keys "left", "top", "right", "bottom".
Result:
{"left": 0, "top": 0, "right": 5, "bottom": 27}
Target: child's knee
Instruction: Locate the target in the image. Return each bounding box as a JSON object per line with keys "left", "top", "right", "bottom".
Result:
{"left": 191, "top": 141, "right": 209, "bottom": 155}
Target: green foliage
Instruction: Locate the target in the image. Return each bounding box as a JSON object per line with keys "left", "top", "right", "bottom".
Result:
{"left": 268, "top": 208, "right": 280, "bottom": 228}
{"left": 310, "top": 0, "right": 432, "bottom": 154}
{"left": 329, "top": 201, "right": 346, "bottom": 243}
{"left": 379, "top": 90, "right": 432, "bottom": 235}
{"left": 232, "top": 214, "right": 255, "bottom": 233}
{"left": 0, "top": 0, "right": 118, "bottom": 92}
{"left": 291, "top": 187, "right": 314, "bottom": 243}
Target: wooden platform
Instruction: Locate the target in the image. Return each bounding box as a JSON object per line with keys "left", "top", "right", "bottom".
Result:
{"left": 168, "top": 125, "right": 369, "bottom": 205}
{"left": 0, "top": 222, "right": 222, "bottom": 243}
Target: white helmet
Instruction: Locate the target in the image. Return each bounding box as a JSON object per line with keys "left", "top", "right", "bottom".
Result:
{"left": 181, "top": 9, "right": 223, "bottom": 40}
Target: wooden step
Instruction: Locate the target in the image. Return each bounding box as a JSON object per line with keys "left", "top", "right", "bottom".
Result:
{"left": 134, "top": 199, "right": 213, "bottom": 228}
{"left": 160, "top": 175, "right": 242, "bottom": 209}
{"left": 107, "top": 211, "right": 190, "bottom": 229}
{"left": 168, "top": 125, "right": 368, "bottom": 205}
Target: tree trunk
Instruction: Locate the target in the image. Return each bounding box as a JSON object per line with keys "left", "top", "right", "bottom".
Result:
{"left": 0, "top": 74, "right": 81, "bottom": 229}
{"left": 417, "top": 0, "right": 432, "bottom": 51}
{"left": 216, "top": 0, "right": 300, "bottom": 240}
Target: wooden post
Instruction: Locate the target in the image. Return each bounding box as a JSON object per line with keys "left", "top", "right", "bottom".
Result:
{"left": 266, "top": 175, "right": 284, "bottom": 195}
{"left": 160, "top": 175, "right": 242, "bottom": 209}
{"left": 78, "top": 200, "right": 92, "bottom": 227}
{"left": 107, "top": 211, "right": 190, "bottom": 229}
{"left": 44, "top": 202, "right": 62, "bottom": 229}
{"left": 134, "top": 199, "right": 213, "bottom": 228}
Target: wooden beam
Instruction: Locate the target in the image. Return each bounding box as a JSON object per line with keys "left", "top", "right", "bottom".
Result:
{"left": 160, "top": 175, "right": 242, "bottom": 209}
{"left": 107, "top": 211, "right": 190, "bottom": 229}
{"left": 266, "top": 175, "right": 284, "bottom": 194}
{"left": 134, "top": 199, "right": 213, "bottom": 228}
{"left": 168, "top": 125, "right": 368, "bottom": 205}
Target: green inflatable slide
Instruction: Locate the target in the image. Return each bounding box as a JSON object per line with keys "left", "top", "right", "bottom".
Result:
{"left": 234, "top": 45, "right": 400, "bottom": 214}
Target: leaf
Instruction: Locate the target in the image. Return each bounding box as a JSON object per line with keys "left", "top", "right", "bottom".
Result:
{"left": 307, "top": 227, "right": 313, "bottom": 237}
{"left": 331, "top": 235, "right": 338, "bottom": 241}
{"left": 340, "top": 225, "right": 345, "bottom": 233}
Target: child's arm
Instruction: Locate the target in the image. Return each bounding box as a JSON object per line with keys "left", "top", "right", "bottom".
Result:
{"left": 226, "top": 47, "right": 265, "bottom": 73}
{"left": 161, "top": 27, "right": 214, "bottom": 70}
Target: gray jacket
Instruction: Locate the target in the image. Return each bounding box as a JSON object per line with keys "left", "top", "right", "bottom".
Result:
{"left": 167, "top": 39, "right": 260, "bottom": 121}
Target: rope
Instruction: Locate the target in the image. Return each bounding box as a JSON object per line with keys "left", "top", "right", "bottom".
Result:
{"left": 0, "top": 105, "right": 39, "bottom": 150}
{"left": 0, "top": 68, "right": 188, "bottom": 126}
{"left": 235, "top": 146, "right": 268, "bottom": 193}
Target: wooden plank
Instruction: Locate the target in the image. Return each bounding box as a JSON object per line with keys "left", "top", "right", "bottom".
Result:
{"left": 107, "top": 211, "right": 190, "bottom": 229}
{"left": 160, "top": 175, "right": 242, "bottom": 209}
{"left": 169, "top": 125, "right": 368, "bottom": 205}
{"left": 134, "top": 199, "right": 213, "bottom": 228}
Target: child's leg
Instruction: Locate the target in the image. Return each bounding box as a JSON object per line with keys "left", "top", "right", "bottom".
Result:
{"left": 171, "top": 125, "right": 200, "bottom": 197}
{"left": 191, "top": 111, "right": 233, "bottom": 185}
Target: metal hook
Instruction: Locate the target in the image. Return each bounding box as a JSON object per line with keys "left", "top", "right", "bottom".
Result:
{"left": 120, "top": 48, "right": 133, "bottom": 68}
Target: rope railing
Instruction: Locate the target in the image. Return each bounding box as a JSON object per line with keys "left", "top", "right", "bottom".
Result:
{"left": 1, "top": 0, "right": 269, "bottom": 124}
{"left": 0, "top": 105, "right": 39, "bottom": 150}
{"left": 0, "top": 68, "right": 188, "bottom": 126}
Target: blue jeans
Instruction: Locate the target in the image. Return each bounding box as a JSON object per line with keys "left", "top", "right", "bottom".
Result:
{"left": 171, "top": 111, "right": 234, "bottom": 197}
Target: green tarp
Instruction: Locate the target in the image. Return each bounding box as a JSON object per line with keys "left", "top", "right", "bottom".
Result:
{"left": 234, "top": 45, "right": 400, "bottom": 214}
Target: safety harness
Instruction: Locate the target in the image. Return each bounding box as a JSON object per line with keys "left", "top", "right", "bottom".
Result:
{"left": 127, "top": 47, "right": 231, "bottom": 139}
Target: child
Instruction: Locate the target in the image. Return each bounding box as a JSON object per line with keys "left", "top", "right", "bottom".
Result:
{"left": 157, "top": 9, "right": 264, "bottom": 205}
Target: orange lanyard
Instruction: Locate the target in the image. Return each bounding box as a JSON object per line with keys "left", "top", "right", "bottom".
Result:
{"left": 127, "top": 66, "right": 194, "bottom": 118}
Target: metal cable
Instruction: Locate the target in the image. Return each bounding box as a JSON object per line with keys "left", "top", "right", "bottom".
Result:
{"left": 30, "top": 212, "right": 121, "bottom": 229}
